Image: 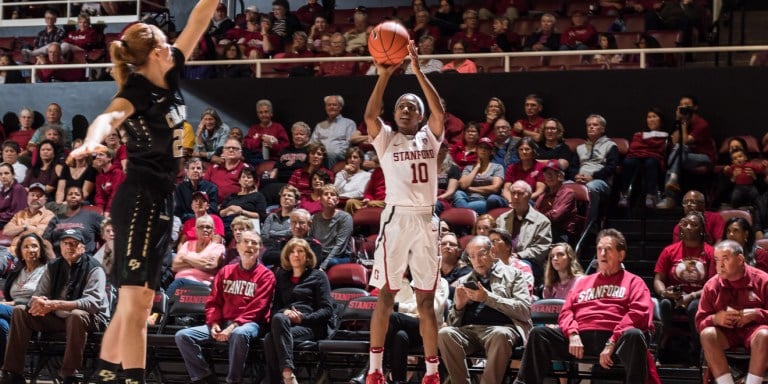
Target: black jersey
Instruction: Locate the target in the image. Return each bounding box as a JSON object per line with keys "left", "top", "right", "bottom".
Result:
{"left": 117, "top": 47, "right": 186, "bottom": 194}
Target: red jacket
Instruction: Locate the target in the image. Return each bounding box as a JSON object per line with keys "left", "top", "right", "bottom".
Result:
{"left": 534, "top": 184, "right": 578, "bottom": 235}
{"left": 696, "top": 265, "right": 768, "bottom": 332}
{"left": 63, "top": 28, "right": 99, "bottom": 50}
{"left": 560, "top": 24, "right": 597, "bottom": 47}
{"left": 205, "top": 261, "right": 276, "bottom": 326}
{"left": 243, "top": 121, "right": 289, "bottom": 161}
{"left": 363, "top": 167, "right": 386, "bottom": 201}
{"left": 626, "top": 131, "right": 668, "bottom": 167}
{"left": 94, "top": 163, "right": 126, "bottom": 212}
{"left": 204, "top": 161, "right": 250, "bottom": 202}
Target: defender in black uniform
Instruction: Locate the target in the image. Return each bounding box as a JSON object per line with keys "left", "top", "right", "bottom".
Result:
{"left": 68, "top": 1, "right": 219, "bottom": 383}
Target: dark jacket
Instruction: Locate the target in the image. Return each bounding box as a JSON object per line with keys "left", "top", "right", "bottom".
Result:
{"left": 272, "top": 267, "right": 334, "bottom": 339}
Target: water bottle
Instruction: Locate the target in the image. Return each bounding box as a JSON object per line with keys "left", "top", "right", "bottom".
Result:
{"left": 261, "top": 171, "right": 271, "bottom": 186}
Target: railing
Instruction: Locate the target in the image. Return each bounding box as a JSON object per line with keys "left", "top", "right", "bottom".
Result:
{"left": 0, "top": 0, "right": 147, "bottom": 26}
{"left": 2, "top": 45, "right": 767, "bottom": 83}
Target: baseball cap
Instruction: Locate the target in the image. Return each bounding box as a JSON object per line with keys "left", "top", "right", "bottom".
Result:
{"left": 28, "top": 182, "right": 46, "bottom": 194}
{"left": 192, "top": 191, "right": 210, "bottom": 202}
{"left": 477, "top": 137, "right": 494, "bottom": 148}
{"left": 60, "top": 228, "right": 85, "bottom": 243}
{"left": 216, "top": 3, "right": 226, "bottom": 11}
{"left": 542, "top": 160, "right": 564, "bottom": 173}
{"left": 245, "top": 5, "right": 258, "bottom": 13}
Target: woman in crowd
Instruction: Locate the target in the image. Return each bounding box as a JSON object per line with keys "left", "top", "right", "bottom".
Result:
{"left": 618, "top": 107, "right": 669, "bottom": 209}
{"left": 264, "top": 121, "right": 312, "bottom": 202}
{"left": 436, "top": 141, "right": 460, "bottom": 215}
{"left": 441, "top": 40, "right": 477, "bottom": 74}
{"left": 56, "top": 152, "right": 97, "bottom": 205}
{"left": 653, "top": 211, "right": 715, "bottom": 365}
{"left": 262, "top": 184, "right": 300, "bottom": 248}
{"left": 223, "top": 215, "right": 254, "bottom": 265}
{"left": 334, "top": 147, "right": 370, "bottom": 204}
{"left": 168, "top": 215, "right": 226, "bottom": 298}
{"left": 503, "top": 137, "right": 546, "bottom": 203}
{"left": 488, "top": 228, "right": 534, "bottom": 298}
{"left": 592, "top": 32, "right": 623, "bottom": 65}
{"left": 450, "top": 122, "right": 480, "bottom": 170}
{"left": 299, "top": 170, "right": 331, "bottom": 215}
{"left": 101, "top": 129, "right": 126, "bottom": 171}
{"left": 722, "top": 217, "right": 768, "bottom": 272}
{"left": 288, "top": 142, "right": 333, "bottom": 199}
{"left": 216, "top": 41, "right": 252, "bottom": 79}
{"left": 472, "top": 214, "right": 496, "bottom": 237}
{"left": 0, "top": 162, "right": 27, "bottom": 228}
{"left": 23, "top": 140, "right": 62, "bottom": 201}
{"left": 219, "top": 167, "right": 267, "bottom": 243}
{"left": 94, "top": 217, "right": 115, "bottom": 276}
{"left": 405, "top": 34, "right": 442, "bottom": 75}
{"left": 0, "top": 53, "right": 24, "bottom": 84}
{"left": 61, "top": 13, "right": 99, "bottom": 54}
{"left": 0, "top": 233, "right": 49, "bottom": 364}
{"left": 449, "top": 9, "right": 493, "bottom": 53}
{"left": 264, "top": 238, "right": 334, "bottom": 384}
{"left": 523, "top": 13, "right": 560, "bottom": 51}
{"left": 537, "top": 118, "right": 578, "bottom": 180}
{"left": 542, "top": 242, "right": 584, "bottom": 299}
{"left": 194, "top": 108, "right": 230, "bottom": 163}
{"left": 452, "top": 137, "right": 506, "bottom": 214}
{"left": 478, "top": 97, "right": 506, "bottom": 138}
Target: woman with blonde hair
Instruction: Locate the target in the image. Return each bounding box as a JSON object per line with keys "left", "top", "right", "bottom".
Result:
{"left": 67, "top": 1, "right": 220, "bottom": 382}
{"left": 543, "top": 243, "right": 584, "bottom": 299}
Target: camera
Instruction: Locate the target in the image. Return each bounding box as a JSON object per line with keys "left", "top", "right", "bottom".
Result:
{"left": 463, "top": 281, "right": 479, "bottom": 290}
{"left": 678, "top": 106, "right": 693, "bottom": 116}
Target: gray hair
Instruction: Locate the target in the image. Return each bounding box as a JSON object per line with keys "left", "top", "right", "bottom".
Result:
{"left": 586, "top": 114, "right": 607, "bottom": 128}
{"left": 290, "top": 208, "right": 312, "bottom": 222}
{"left": 324, "top": 94, "right": 344, "bottom": 107}
{"left": 714, "top": 239, "right": 744, "bottom": 257}
{"left": 510, "top": 180, "right": 532, "bottom": 195}
{"left": 467, "top": 235, "right": 493, "bottom": 251}
{"left": 291, "top": 121, "right": 311, "bottom": 135}
{"left": 256, "top": 99, "right": 273, "bottom": 113}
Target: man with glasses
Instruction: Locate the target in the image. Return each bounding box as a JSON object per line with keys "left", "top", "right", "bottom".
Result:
{"left": 491, "top": 117, "right": 520, "bottom": 168}
{"left": 2, "top": 228, "right": 109, "bottom": 384}
{"left": 671, "top": 189, "right": 724, "bottom": 245}
{"left": 438, "top": 235, "right": 532, "bottom": 384}
{"left": 21, "top": 8, "right": 65, "bottom": 63}
{"left": 440, "top": 232, "right": 472, "bottom": 300}
{"left": 204, "top": 138, "right": 250, "bottom": 202}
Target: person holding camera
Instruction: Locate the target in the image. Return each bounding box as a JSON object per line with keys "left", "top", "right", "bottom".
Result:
{"left": 437, "top": 235, "right": 532, "bottom": 384}
{"left": 657, "top": 95, "right": 716, "bottom": 209}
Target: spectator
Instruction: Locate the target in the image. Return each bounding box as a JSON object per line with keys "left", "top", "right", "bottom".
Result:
{"left": 218, "top": 167, "right": 267, "bottom": 242}
{"left": 22, "top": 140, "right": 62, "bottom": 201}
{"left": 179, "top": 191, "right": 225, "bottom": 244}
{"left": 433, "top": 0, "right": 463, "bottom": 38}
{"left": 262, "top": 207, "right": 322, "bottom": 268}
{"left": 450, "top": 9, "right": 493, "bottom": 53}
{"left": 21, "top": 9, "right": 66, "bottom": 62}
{"left": 453, "top": 137, "right": 506, "bottom": 214}
{"left": 203, "top": 138, "right": 251, "bottom": 203}
{"left": 714, "top": 137, "right": 751, "bottom": 210}
{"left": 1, "top": 228, "right": 109, "bottom": 384}
{"left": 216, "top": 42, "right": 252, "bottom": 79}
{"left": 207, "top": 3, "right": 235, "bottom": 43}
{"left": 503, "top": 137, "right": 546, "bottom": 202}
{"left": 542, "top": 242, "right": 584, "bottom": 299}
{"left": 308, "top": 15, "right": 335, "bottom": 53}
{"left": 0, "top": 162, "right": 28, "bottom": 229}
{"left": 270, "top": 121, "right": 312, "bottom": 184}
{"left": 490, "top": 15, "right": 521, "bottom": 52}
{"left": 535, "top": 160, "right": 578, "bottom": 243}
{"left": 490, "top": 117, "right": 520, "bottom": 169}
{"left": 93, "top": 217, "right": 114, "bottom": 275}
{"left": 441, "top": 40, "right": 478, "bottom": 73}
{"left": 2, "top": 183, "right": 55, "bottom": 256}
{"left": 244, "top": 99, "right": 289, "bottom": 163}
{"left": 440, "top": 98, "right": 466, "bottom": 146}
{"left": 345, "top": 166, "right": 386, "bottom": 214}
{"left": 559, "top": 10, "right": 597, "bottom": 50}
{"left": 671, "top": 190, "right": 724, "bottom": 245}
{"left": 193, "top": 108, "right": 230, "bottom": 163}
{"left": 480, "top": 0, "right": 528, "bottom": 22}
{"left": 29, "top": 103, "right": 73, "bottom": 148}
{"left": 523, "top": 13, "right": 561, "bottom": 52}
{"left": 342, "top": 8, "right": 372, "bottom": 55}
{"left": 222, "top": 215, "right": 253, "bottom": 266}
{"left": 478, "top": 97, "right": 506, "bottom": 139}
{"left": 175, "top": 229, "right": 275, "bottom": 384}
{"left": 264, "top": 238, "right": 334, "bottom": 384}
{"left": 298, "top": 170, "right": 331, "bottom": 215}
{"left": 334, "top": 147, "right": 370, "bottom": 202}
{"left": 513, "top": 94, "right": 545, "bottom": 142}
{"left": 312, "top": 185, "right": 353, "bottom": 270}
{"left": 722, "top": 217, "right": 768, "bottom": 273}
{"left": 409, "top": 9, "right": 441, "bottom": 45}
{"left": 575, "top": 114, "right": 619, "bottom": 223}
{"left": 438, "top": 235, "right": 532, "bottom": 384}
{"left": 101, "top": 129, "right": 126, "bottom": 171}
{"left": 0, "top": 233, "right": 49, "bottom": 364}
{"left": 280, "top": 31, "right": 315, "bottom": 77}
{"left": 210, "top": 127, "right": 257, "bottom": 168}
{"left": 168, "top": 215, "right": 226, "bottom": 298}
{"left": 0, "top": 53, "right": 24, "bottom": 84}
{"left": 515, "top": 229, "right": 657, "bottom": 384}
{"left": 1, "top": 142, "right": 27, "bottom": 185}
{"left": 61, "top": 13, "right": 100, "bottom": 54}
{"left": 537, "top": 118, "right": 579, "bottom": 180}
{"left": 654, "top": 211, "right": 715, "bottom": 365}
{"left": 262, "top": 185, "right": 300, "bottom": 249}
{"left": 174, "top": 157, "right": 219, "bottom": 223}
{"left": 696, "top": 240, "right": 768, "bottom": 384}
{"left": 657, "top": 95, "right": 715, "bottom": 209}
{"left": 723, "top": 148, "right": 764, "bottom": 209}
{"left": 617, "top": 107, "right": 669, "bottom": 209}
{"left": 270, "top": 0, "right": 302, "bottom": 45}
{"left": 592, "top": 32, "right": 624, "bottom": 64}
{"left": 315, "top": 33, "right": 359, "bottom": 77}
{"left": 310, "top": 95, "right": 356, "bottom": 168}
{"left": 496, "top": 180, "right": 553, "bottom": 282}
{"left": 295, "top": 0, "right": 325, "bottom": 28}
{"left": 450, "top": 122, "right": 480, "bottom": 170}
{"left": 9, "top": 108, "right": 36, "bottom": 157}
{"left": 43, "top": 185, "right": 103, "bottom": 256}
{"left": 92, "top": 148, "right": 125, "bottom": 214}
{"left": 488, "top": 228, "right": 535, "bottom": 298}
{"left": 473, "top": 214, "right": 497, "bottom": 237}
{"left": 436, "top": 141, "right": 460, "bottom": 215}
{"left": 405, "top": 35, "right": 443, "bottom": 75}
{"left": 34, "top": 42, "right": 86, "bottom": 83}
{"left": 440, "top": 232, "right": 472, "bottom": 299}
{"left": 30, "top": 126, "right": 67, "bottom": 167}
{"left": 629, "top": 34, "right": 666, "bottom": 67}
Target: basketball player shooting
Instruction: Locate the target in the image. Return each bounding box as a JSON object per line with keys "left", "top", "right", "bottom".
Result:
{"left": 363, "top": 41, "right": 445, "bottom": 384}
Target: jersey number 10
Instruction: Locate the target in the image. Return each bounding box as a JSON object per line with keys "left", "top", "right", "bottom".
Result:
{"left": 410, "top": 163, "right": 429, "bottom": 183}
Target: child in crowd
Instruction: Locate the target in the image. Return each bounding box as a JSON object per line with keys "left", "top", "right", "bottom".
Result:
{"left": 723, "top": 148, "right": 766, "bottom": 208}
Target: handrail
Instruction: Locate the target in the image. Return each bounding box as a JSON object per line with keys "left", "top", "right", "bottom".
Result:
{"left": 3, "top": 45, "right": 767, "bottom": 82}
{"left": 0, "top": 0, "right": 141, "bottom": 26}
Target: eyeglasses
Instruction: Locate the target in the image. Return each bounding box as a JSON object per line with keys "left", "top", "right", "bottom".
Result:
{"left": 196, "top": 225, "right": 214, "bottom": 230}
{"left": 223, "top": 146, "right": 241, "bottom": 151}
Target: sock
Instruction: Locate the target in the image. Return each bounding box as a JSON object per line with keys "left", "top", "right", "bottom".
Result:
{"left": 96, "top": 359, "right": 121, "bottom": 384}
{"left": 425, "top": 356, "right": 439, "bottom": 376}
{"left": 123, "top": 368, "right": 145, "bottom": 384}
{"left": 369, "top": 347, "right": 384, "bottom": 373}
{"left": 746, "top": 374, "right": 763, "bottom": 384}
{"left": 715, "top": 373, "right": 735, "bottom": 384}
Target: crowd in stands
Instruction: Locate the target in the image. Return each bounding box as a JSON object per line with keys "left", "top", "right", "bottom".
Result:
{"left": 0, "top": 0, "right": 734, "bottom": 84}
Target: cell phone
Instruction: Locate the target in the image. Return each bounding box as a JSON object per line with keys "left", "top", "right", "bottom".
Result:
{"left": 463, "top": 281, "right": 479, "bottom": 290}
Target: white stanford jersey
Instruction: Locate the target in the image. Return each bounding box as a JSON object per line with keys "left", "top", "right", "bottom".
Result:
{"left": 372, "top": 121, "right": 443, "bottom": 206}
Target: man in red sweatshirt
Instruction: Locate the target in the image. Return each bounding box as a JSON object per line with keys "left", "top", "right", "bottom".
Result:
{"left": 696, "top": 240, "right": 768, "bottom": 384}
{"left": 515, "top": 228, "right": 656, "bottom": 384}
{"left": 174, "top": 230, "right": 276, "bottom": 384}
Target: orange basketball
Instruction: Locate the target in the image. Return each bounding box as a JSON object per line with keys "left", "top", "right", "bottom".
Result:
{"left": 368, "top": 21, "right": 410, "bottom": 65}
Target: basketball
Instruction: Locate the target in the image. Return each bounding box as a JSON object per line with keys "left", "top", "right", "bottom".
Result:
{"left": 368, "top": 21, "right": 410, "bottom": 65}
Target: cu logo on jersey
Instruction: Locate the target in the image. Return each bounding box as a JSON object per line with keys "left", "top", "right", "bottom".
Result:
{"left": 129, "top": 259, "right": 142, "bottom": 271}
{"left": 98, "top": 370, "right": 116, "bottom": 381}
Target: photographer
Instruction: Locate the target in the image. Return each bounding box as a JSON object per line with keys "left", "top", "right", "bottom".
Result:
{"left": 657, "top": 95, "right": 716, "bottom": 209}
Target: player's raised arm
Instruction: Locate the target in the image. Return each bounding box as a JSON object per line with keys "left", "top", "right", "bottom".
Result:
{"left": 364, "top": 62, "right": 399, "bottom": 140}
{"left": 408, "top": 41, "right": 444, "bottom": 138}
{"left": 70, "top": 98, "right": 134, "bottom": 161}
{"left": 174, "top": 0, "right": 219, "bottom": 60}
